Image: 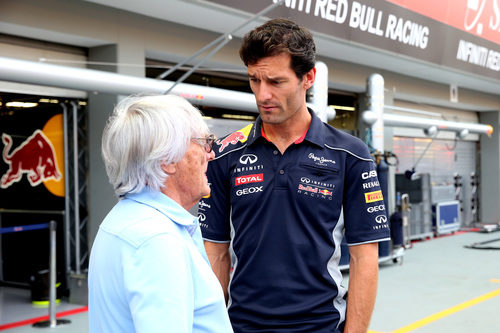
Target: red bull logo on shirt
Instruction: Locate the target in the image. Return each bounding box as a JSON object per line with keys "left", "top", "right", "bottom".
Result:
{"left": 319, "top": 189, "right": 332, "bottom": 196}
{"left": 365, "top": 190, "right": 383, "bottom": 203}
{"left": 216, "top": 124, "right": 253, "bottom": 153}
{"left": 1, "top": 130, "right": 61, "bottom": 189}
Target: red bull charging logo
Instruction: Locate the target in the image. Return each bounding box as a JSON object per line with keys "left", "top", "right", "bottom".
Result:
{"left": 1, "top": 130, "right": 61, "bottom": 189}
{"left": 216, "top": 124, "right": 253, "bottom": 153}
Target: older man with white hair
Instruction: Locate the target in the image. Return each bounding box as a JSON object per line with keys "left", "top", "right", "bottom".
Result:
{"left": 88, "top": 94, "right": 232, "bottom": 333}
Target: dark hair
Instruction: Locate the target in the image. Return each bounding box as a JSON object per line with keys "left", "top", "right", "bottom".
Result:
{"left": 239, "top": 18, "right": 316, "bottom": 79}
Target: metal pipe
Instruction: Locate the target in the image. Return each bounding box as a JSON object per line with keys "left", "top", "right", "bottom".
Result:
{"left": 61, "top": 103, "right": 71, "bottom": 278}
{"left": 384, "top": 105, "right": 441, "bottom": 117}
{"left": 72, "top": 102, "right": 81, "bottom": 275}
{"left": 165, "top": 34, "right": 233, "bottom": 94}
{"left": 367, "top": 74, "right": 385, "bottom": 153}
{"left": 309, "top": 61, "right": 335, "bottom": 122}
{"left": 362, "top": 111, "right": 493, "bottom": 135}
{"left": 0, "top": 57, "right": 258, "bottom": 112}
{"left": 49, "top": 220, "right": 57, "bottom": 328}
{"left": 157, "top": 0, "right": 284, "bottom": 81}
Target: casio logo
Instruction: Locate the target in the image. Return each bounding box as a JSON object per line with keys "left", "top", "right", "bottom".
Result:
{"left": 375, "top": 215, "right": 387, "bottom": 224}
{"left": 362, "top": 170, "right": 377, "bottom": 180}
{"left": 239, "top": 154, "right": 258, "bottom": 165}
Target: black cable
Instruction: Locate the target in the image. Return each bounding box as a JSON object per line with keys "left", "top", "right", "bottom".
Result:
{"left": 464, "top": 237, "right": 500, "bottom": 250}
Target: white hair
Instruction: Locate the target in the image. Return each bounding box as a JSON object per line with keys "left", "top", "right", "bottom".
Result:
{"left": 101, "top": 94, "right": 209, "bottom": 197}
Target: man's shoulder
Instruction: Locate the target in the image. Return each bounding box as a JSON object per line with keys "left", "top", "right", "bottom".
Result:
{"left": 100, "top": 200, "right": 181, "bottom": 248}
{"left": 213, "top": 123, "right": 254, "bottom": 158}
{"left": 322, "top": 123, "right": 373, "bottom": 162}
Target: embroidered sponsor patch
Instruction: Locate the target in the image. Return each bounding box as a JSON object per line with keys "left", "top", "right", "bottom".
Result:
{"left": 235, "top": 173, "right": 263, "bottom": 186}
{"left": 365, "top": 190, "right": 383, "bottom": 203}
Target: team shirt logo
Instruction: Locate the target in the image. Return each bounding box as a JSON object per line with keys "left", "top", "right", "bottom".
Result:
{"left": 362, "top": 180, "right": 380, "bottom": 189}
{"left": 239, "top": 154, "right": 258, "bottom": 165}
{"left": 236, "top": 186, "right": 263, "bottom": 196}
{"left": 319, "top": 189, "right": 333, "bottom": 196}
{"left": 235, "top": 173, "right": 263, "bottom": 186}
{"left": 308, "top": 153, "right": 336, "bottom": 166}
{"left": 216, "top": 124, "right": 253, "bottom": 153}
{"left": 365, "top": 190, "right": 383, "bottom": 203}
{"left": 361, "top": 170, "right": 377, "bottom": 179}
{"left": 297, "top": 177, "right": 335, "bottom": 200}
{"left": 367, "top": 204, "right": 385, "bottom": 213}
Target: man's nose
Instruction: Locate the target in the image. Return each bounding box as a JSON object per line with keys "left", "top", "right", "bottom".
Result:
{"left": 207, "top": 150, "right": 215, "bottom": 161}
{"left": 256, "top": 82, "right": 272, "bottom": 101}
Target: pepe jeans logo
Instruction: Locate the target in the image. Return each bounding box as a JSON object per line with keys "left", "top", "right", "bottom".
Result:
{"left": 308, "top": 153, "right": 336, "bottom": 165}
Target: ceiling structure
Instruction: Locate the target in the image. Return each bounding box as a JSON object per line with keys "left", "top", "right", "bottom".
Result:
{"left": 81, "top": 0, "right": 500, "bottom": 107}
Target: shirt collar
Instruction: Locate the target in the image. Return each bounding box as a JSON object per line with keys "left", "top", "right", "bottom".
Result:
{"left": 247, "top": 108, "right": 324, "bottom": 148}
{"left": 125, "top": 187, "right": 198, "bottom": 229}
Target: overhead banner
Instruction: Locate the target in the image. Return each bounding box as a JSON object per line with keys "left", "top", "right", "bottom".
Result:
{"left": 206, "top": 0, "right": 500, "bottom": 80}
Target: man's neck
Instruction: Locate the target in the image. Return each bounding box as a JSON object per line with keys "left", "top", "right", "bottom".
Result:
{"left": 262, "top": 108, "right": 311, "bottom": 154}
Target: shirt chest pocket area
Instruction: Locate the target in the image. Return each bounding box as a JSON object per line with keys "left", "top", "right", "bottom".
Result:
{"left": 296, "top": 163, "right": 341, "bottom": 192}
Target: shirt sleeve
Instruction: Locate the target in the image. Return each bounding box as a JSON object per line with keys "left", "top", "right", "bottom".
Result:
{"left": 199, "top": 155, "right": 232, "bottom": 242}
{"left": 343, "top": 148, "right": 390, "bottom": 245}
{"left": 123, "top": 234, "right": 194, "bottom": 333}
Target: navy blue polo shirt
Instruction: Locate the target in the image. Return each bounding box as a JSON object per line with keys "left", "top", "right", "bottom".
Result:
{"left": 200, "top": 110, "right": 390, "bottom": 332}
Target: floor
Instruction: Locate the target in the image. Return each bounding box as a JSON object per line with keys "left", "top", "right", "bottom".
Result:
{"left": 0, "top": 230, "right": 499, "bottom": 332}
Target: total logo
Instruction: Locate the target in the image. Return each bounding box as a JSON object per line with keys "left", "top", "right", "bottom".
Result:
{"left": 235, "top": 173, "right": 263, "bottom": 186}
{"left": 361, "top": 170, "right": 377, "bottom": 180}
{"left": 236, "top": 186, "right": 263, "bottom": 196}
{"left": 367, "top": 204, "right": 385, "bottom": 213}
{"left": 239, "top": 154, "right": 258, "bottom": 165}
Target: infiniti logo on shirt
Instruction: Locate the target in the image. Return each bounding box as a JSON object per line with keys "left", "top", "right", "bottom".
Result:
{"left": 239, "top": 154, "right": 258, "bottom": 165}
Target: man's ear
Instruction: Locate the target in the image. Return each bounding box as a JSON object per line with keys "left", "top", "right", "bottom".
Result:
{"left": 162, "top": 162, "right": 177, "bottom": 175}
{"left": 303, "top": 67, "right": 316, "bottom": 90}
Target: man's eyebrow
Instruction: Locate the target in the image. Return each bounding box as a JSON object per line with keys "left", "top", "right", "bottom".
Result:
{"left": 248, "top": 73, "right": 287, "bottom": 81}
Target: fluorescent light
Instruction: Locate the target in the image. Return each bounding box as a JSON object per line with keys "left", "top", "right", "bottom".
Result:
{"left": 330, "top": 105, "right": 355, "bottom": 111}
{"left": 6, "top": 102, "right": 38, "bottom": 108}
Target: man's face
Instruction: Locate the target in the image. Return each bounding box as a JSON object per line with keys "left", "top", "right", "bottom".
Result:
{"left": 247, "top": 53, "right": 314, "bottom": 125}
{"left": 172, "top": 137, "right": 214, "bottom": 207}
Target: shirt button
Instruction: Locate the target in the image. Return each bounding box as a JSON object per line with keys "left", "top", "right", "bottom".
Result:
{"left": 279, "top": 169, "right": 285, "bottom": 175}
{"left": 273, "top": 150, "right": 279, "bottom": 155}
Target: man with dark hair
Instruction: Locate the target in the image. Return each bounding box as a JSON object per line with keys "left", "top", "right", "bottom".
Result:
{"left": 200, "top": 18, "right": 390, "bottom": 332}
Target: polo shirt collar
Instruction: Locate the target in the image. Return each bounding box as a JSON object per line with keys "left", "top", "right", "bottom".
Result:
{"left": 247, "top": 108, "right": 324, "bottom": 148}
{"left": 125, "top": 187, "right": 197, "bottom": 229}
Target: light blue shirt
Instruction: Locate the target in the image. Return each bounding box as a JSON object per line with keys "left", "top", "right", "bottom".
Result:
{"left": 88, "top": 188, "right": 233, "bottom": 333}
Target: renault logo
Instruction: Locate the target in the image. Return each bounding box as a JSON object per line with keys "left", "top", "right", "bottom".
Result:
{"left": 239, "top": 154, "right": 258, "bottom": 165}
